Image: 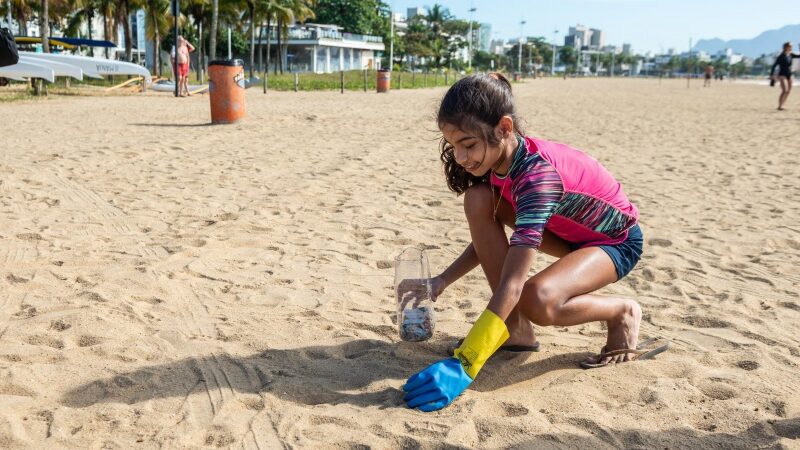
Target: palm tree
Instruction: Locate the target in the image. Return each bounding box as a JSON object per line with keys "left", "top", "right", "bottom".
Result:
{"left": 143, "top": 0, "right": 168, "bottom": 74}
{"left": 9, "top": 0, "right": 33, "bottom": 35}
{"left": 184, "top": 0, "right": 210, "bottom": 77}
{"left": 97, "top": 0, "right": 114, "bottom": 57}
{"left": 425, "top": 3, "right": 450, "bottom": 36}
{"left": 243, "top": 0, "right": 255, "bottom": 76}
{"left": 208, "top": 0, "right": 216, "bottom": 59}
{"left": 65, "top": 0, "right": 98, "bottom": 55}
{"left": 276, "top": 0, "right": 313, "bottom": 73}
{"left": 40, "top": 0, "right": 49, "bottom": 52}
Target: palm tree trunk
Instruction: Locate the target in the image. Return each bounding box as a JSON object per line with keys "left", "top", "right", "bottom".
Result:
{"left": 40, "top": 0, "right": 49, "bottom": 53}
{"left": 121, "top": 0, "right": 132, "bottom": 61}
{"left": 153, "top": 27, "right": 161, "bottom": 76}
{"left": 248, "top": 3, "right": 254, "bottom": 77}
{"left": 265, "top": 17, "right": 271, "bottom": 75}
{"left": 209, "top": 0, "right": 218, "bottom": 60}
{"left": 88, "top": 10, "right": 94, "bottom": 56}
{"left": 6, "top": 1, "right": 12, "bottom": 31}
{"left": 103, "top": 9, "right": 109, "bottom": 58}
{"left": 19, "top": 13, "right": 28, "bottom": 36}
{"left": 258, "top": 21, "right": 263, "bottom": 73}
{"left": 276, "top": 16, "right": 281, "bottom": 74}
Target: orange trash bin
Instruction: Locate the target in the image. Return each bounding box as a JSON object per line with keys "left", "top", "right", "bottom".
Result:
{"left": 377, "top": 69, "right": 391, "bottom": 93}
{"left": 208, "top": 59, "right": 246, "bottom": 124}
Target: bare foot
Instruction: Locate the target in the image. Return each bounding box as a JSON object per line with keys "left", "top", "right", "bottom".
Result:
{"left": 582, "top": 300, "right": 641, "bottom": 366}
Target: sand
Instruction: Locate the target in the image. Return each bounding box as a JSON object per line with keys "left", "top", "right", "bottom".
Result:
{"left": 0, "top": 78, "right": 798, "bottom": 449}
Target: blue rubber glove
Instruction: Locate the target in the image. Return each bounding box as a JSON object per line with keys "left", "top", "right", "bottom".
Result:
{"left": 403, "top": 358, "right": 473, "bottom": 412}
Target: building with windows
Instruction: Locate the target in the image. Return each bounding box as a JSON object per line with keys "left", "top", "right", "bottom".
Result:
{"left": 565, "top": 24, "right": 605, "bottom": 50}
{"left": 478, "top": 23, "right": 491, "bottom": 52}
{"left": 589, "top": 29, "right": 605, "bottom": 48}
{"left": 622, "top": 43, "right": 632, "bottom": 55}
{"left": 565, "top": 24, "right": 591, "bottom": 49}
{"left": 407, "top": 7, "right": 426, "bottom": 21}
{"left": 264, "top": 23, "right": 385, "bottom": 73}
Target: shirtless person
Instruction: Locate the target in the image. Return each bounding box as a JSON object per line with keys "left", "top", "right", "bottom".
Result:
{"left": 171, "top": 37, "right": 195, "bottom": 97}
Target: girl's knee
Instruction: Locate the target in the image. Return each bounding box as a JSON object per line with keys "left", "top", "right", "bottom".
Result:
{"left": 520, "top": 279, "right": 563, "bottom": 326}
{"left": 463, "top": 184, "right": 494, "bottom": 220}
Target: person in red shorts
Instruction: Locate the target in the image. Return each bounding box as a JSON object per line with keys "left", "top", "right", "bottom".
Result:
{"left": 171, "top": 36, "right": 195, "bottom": 97}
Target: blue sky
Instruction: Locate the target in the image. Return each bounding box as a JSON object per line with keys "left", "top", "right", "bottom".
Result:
{"left": 390, "top": 0, "right": 800, "bottom": 54}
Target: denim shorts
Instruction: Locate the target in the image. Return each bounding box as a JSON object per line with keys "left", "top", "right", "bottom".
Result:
{"left": 571, "top": 224, "right": 644, "bottom": 280}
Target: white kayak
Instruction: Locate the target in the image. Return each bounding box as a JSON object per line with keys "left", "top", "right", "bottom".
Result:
{"left": 0, "top": 60, "right": 56, "bottom": 82}
{"left": 20, "top": 52, "right": 150, "bottom": 81}
{"left": 18, "top": 55, "right": 84, "bottom": 80}
{"left": 150, "top": 81, "right": 208, "bottom": 93}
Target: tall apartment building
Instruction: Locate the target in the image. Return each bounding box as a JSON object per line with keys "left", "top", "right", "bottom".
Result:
{"left": 565, "top": 24, "right": 605, "bottom": 50}
{"left": 407, "top": 7, "right": 426, "bottom": 21}
{"left": 479, "top": 23, "right": 492, "bottom": 52}
{"left": 566, "top": 24, "right": 591, "bottom": 49}
{"left": 589, "top": 28, "right": 604, "bottom": 48}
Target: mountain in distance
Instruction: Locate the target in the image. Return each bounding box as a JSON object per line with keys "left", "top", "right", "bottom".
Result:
{"left": 694, "top": 24, "right": 800, "bottom": 58}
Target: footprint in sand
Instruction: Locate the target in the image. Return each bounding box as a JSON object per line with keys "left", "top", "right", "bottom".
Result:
{"left": 736, "top": 360, "right": 759, "bottom": 371}
{"left": 681, "top": 315, "right": 730, "bottom": 328}
{"left": 647, "top": 238, "right": 672, "bottom": 247}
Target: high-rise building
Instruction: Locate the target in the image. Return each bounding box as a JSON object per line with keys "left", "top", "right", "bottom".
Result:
{"left": 564, "top": 34, "right": 582, "bottom": 49}
{"left": 589, "top": 29, "right": 604, "bottom": 48}
{"left": 407, "top": 7, "right": 426, "bottom": 21}
{"left": 479, "top": 23, "right": 492, "bottom": 52}
{"left": 566, "top": 24, "right": 591, "bottom": 49}
{"left": 490, "top": 39, "right": 506, "bottom": 55}
{"left": 622, "top": 43, "right": 632, "bottom": 55}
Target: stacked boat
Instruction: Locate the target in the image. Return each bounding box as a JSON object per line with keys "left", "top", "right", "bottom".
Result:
{"left": 0, "top": 51, "right": 152, "bottom": 86}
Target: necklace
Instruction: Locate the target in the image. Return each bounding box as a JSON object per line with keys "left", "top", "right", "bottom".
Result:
{"left": 491, "top": 174, "right": 509, "bottom": 222}
{"left": 490, "top": 136, "right": 517, "bottom": 222}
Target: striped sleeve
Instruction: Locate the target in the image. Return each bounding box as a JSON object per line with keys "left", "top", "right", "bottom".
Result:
{"left": 509, "top": 160, "right": 564, "bottom": 248}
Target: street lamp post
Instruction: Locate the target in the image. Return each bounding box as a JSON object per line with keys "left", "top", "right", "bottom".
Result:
{"left": 518, "top": 20, "right": 526, "bottom": 75}
{"left": 467, "top": 7, "right": 476, "bottom": 70}
{"left": 551, "top": 29, "right": 558, "bottom": 75}
{"left": 389, "top": 11, "right": 394, "bottom": 71}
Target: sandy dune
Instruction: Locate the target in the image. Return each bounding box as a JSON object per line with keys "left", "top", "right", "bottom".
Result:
{"left": 0, "top": 78, "right": 798, "bottom": 448}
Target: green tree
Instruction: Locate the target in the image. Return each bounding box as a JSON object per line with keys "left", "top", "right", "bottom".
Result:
{"left": 558, "top": 45, "right": 576, "bottom": 71}
{"left": 314, "top": 0, "right": 386, "bottom": 35}
{"left": 65, "top": 0, "right": 98, "bottom": 54}
{"left": 143, "top": 0, "right": 168, "bottom": 75}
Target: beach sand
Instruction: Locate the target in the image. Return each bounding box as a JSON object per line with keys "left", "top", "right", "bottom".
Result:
{"left": 0, "top": 78, "right": 798, "bottom": 448}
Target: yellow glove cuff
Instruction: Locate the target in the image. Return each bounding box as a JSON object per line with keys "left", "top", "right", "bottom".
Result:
{"left": 453, "top": 309, "right": 510, "bottom": 379}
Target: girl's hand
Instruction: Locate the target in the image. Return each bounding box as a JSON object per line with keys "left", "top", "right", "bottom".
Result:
{"left": 396, "top": 276, "right": 446, "bottom": 309}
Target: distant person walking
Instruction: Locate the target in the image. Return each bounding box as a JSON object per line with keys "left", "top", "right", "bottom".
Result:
{"left": 171, "top": 36, "right": 195, "bottom": 97}
{"left": 703, "top": 65, "right": 714, "bottom": 87}
{"left": 770, "top": 41, "right": 800, "bottom": 110}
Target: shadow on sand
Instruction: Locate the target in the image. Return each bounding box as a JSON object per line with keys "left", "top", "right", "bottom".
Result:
{"left": 60, "top": 338, "right": 586, "bottom": 409}
{"left": 130, "top": 122, "right": 217, "bottom": 128}
{"left": 58, "top": 338, "right": 798, "bottom": 447}
{"left": 511, "top": 417, "right": 799, "bottom": 449}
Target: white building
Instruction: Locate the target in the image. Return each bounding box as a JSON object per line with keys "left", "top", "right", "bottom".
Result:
{"left": 566, "top": 24, "right": 592, "bottom": 49}
{"left": 715, "top": 48, "right": 743, "bottom": 65}
{"left": 264, "top": 23, "right": 385, "bottom": 73}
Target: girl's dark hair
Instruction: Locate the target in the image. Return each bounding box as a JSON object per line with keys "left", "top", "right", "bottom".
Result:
{"left": 437, "top": 73, "right": 525, "bottom": 195}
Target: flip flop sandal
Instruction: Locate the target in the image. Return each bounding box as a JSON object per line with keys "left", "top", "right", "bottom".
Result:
{"left": 446, "top": 338, "right": 542, "bottom": 356}
{"left": 580, "top": 339, "right": 671, "bottom": 369}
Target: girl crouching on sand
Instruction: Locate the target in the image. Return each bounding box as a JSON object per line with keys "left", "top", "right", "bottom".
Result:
{"left": 402, "top": 73, "right": 668, "bottom": 412}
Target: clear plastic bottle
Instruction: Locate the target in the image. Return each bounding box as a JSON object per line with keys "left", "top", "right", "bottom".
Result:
{"left": 394, "top": 247, "right": 435, "bottom": 342}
